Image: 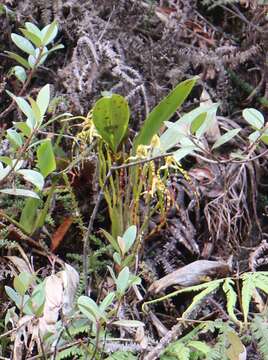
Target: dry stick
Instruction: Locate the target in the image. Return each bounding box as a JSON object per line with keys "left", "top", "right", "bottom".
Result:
{"left": 143, "top": 321, "right": 186, "bottom": 360}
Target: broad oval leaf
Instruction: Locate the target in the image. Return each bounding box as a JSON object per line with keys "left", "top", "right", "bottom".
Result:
{"left": 11, "top": 33, "right": 35, "bottom": 55}
{"left": 92, "top": 94, "right": 130, "bottom": 153}
{"left": 14, "top": 272, "right": 33, "bottom": 296}
{"left": 173, "top": 146, "right": 196, "bottom": 162}
{"left": 25, "top": 22, "right": 42, "bottom": 39}
{"left": 10, "top": 66, "right": 27, "bottom": 83}
{"left": 122, "top": 225, "right": 137, "bottom": 253}
{"left": 36, "top": 84, "right": 50, "bottom": 117}
{"left": 190, "top": 112, "right": 207, "bottom": 135}
{"left": 249, "top": 130, "right": 260, "bottom": 144}
{"left": 5, "top": 286, "right": 21, "bottom": 308}
{"left": 7, "top": 129, "right": 23, "bottom": 148}
{"left": 212, "top": 128, "right": 240, "bottom": 150}
{"left": 17, "top": 169, "right": 44, "bottom": 190}
{"left": 99, "top": 292, "right": 115, "bottom": 313}
{"left": 41, "top": 21, "right": 58, "bottom": 45}
{"left": 7, "top": 92, "right": 34, "bottom": 124}
{"left": 134, "top": 77, "right": 198, "bottom": 150}
{"left": 77, "top": 295, "right": 104, "bottom": 321}
{"left": 20, "top": 29, "right": 42, "bottom": 47}
{"left": 243, "top": 108, "right": 264, "bottom": 130}
{"left": 5, "top": 51, "right": 30, "bottom": 69}
{"left": 116, "top": 267, "right": 130, "bottom": 295}
{"left": 37, "top": 140, "right": 56, "bottom": 177}
{"left": 20, "top": 197, "right": 40, "bottom": 234}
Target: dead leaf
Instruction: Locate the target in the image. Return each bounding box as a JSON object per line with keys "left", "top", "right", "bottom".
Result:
{"left": 226, "top": 331, "right": 247, "bottom": 360}
{"left": 148, "top": 260, "right": 231, "bottom": 294}
{"left": 51, "top": 217, "right": 73, "bottom": 252}
{"left": 58, "top": 263, "right": 79, "bottom": 315}
{"left": 200, "top": 89, "right": 220, "bottom": 143}
{"left": 39, "top": 274, "right": 63, "bottom": 336}
{"left": 5, "top": 256, "right": 32, "bottom": 275}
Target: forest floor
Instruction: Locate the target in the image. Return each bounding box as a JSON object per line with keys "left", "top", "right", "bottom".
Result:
{"left": 1, "top": 1, "right": 268, "bottom": 359}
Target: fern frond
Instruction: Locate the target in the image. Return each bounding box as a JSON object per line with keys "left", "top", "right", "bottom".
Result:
{"left": 241, "top": 273, "right": 256, "bottom": 324}
{"left": 161, "top": 342, "right": 190, "bottom": 360}
{"left": 241, "top": 272, "right": 268, "bottom": 323}
{"left": 182, "top": 280, "right": 222, "bottom": 319}
{"left": 222, "top": 278, "right": 240, "bottom": 325}
{"left": 56, "top": 345, "right": 83, "bottom": 360}
{"left": 251, "top": 316, "right": 268, "bottom": 360}
{"left": 105, "top": 351, "right": 137, "bottom": 360}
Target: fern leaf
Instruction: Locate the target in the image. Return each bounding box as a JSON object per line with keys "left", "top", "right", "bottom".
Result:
{"left": 106, "top": 351, "right": 137, "bottom": 360}
{"left": 160, "top": 342, "right": 190, "bottom": 360}
{"left": 251, "top": 316, "right": 268, "bottom": 360}
{"left": 56, "top": 345, "right": 83, "bottom": 360}
{"left": 182, "top": 281, "right": 221, "bottom": 319}
{"left": 188, "top": 340, "right": 211, "bottom": 355}
{"left": 222, "top": 278, "right": 240, "bottom": 325}
{"left": 144, "top": 279, "right": 223, "bottom": 310}
{"left": 241, "top": 273, "right": 256, "bottom": 324}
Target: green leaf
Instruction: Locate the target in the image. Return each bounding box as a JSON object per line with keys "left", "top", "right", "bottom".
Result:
{"left": 46, "top": 44, "right": 64, "bottom": 55}
{"left": 134, "top": 77, "right": 198, "bottom": 149}
{"left": 173, "top": 146, "right": 196, "bottom": 162}
{"left": 188, "top": 340, "right": 211, "bottom": 354}
{"left": 20, "top": 197, "right": 40, "bottom": 234}
{"left": 77, "top": 296, "right": 104, "bottom": 322}
{"left": 36, "top": 84, "right": 50, "bottom": 117}
{"left": 99, "top": 292, "right": 115, "bottom": 313}
{"left": 241, "top": 273, "right": 255, "bottom": 324}
{"left": 190, "top": 112, "right": 207, "bottom": 135}
{"left": 0, "top": 188, "right": 40, "bottom": 199}
{"left": 25, "top": 22, "right": 42, "bottom": 39}
{"left": 101, "top": 228, "right": 121, "bottom": 253}
{"left": 92, "top": 94, "right": 130, "bottom": 152}
{"left": 20, "top": 29, "right": 42, "bottom": 47}
{"left": 248, "top": 130, "right": 260, "bottom": 144}
{"left": 222, "top": 278, "right": 240, "bottom": 325}
{"left": 30, "top": 282, "right": 45, "bottom": 316}
{"left": 11, "top": 33, "right": 35, "bottom": 55}
{"left": 122, "top": 225, "right": 137, "bottom": 253}
{"left": 160, "top": 104, "right": 217, "bottom": 153}
{"left": 243, "top": 108, "right": 264, "bottom": 129}
{"left": 5, "top": 51, "right": 30, "bottom": 69}
{"left": 17, "top": 169, "right": 44, "bottom": 190}
{"left": 7, "top": 129, "right": 23, "bottom": 148}
{"left": 113, "top": 252, "right": 122, "bottom": 265}
{"left": 41, "top": 21, "right": 58, "bottom": 45}
{"left": 212, "top": 128, "right": 240, "bottom": 150}
{"left": 182, "top": 281, "right": 221, "bottom": 319}
{"left": 106, "top": 351, "right": 137, "bottom": 360}
{"left": 112, "top": 320, "right": 144, "bottom": 328}
{"left": 13, "top": 272, "right": 33, "bottom": 296}
{"left": 5, "top": 286, "right": 21, "bottom": 308}
{"left": 116, "top": 267, "right": 130, "bottom": 295}
{"left": 9, "top": 66, "right": 27, "bottom": 83}
{"left": 14, "top": 122, "right": 31, "bottom": 137}
{"left": 107, "top": 266, "right": 117, "bottom": 284}
{"left": 7, "top": 92, "right": 35, "bottom": 125}
{"left": 28, "top": 47, "right": 48, "bottom": 68}
{"left": 28, "top": 97, "right": 41, "bottom": 125}
{"left": 0, "top": 157, "right": 12, "bottom": 166}
{"left": 37, "top": 140, "right": 56, "bottom": 177}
